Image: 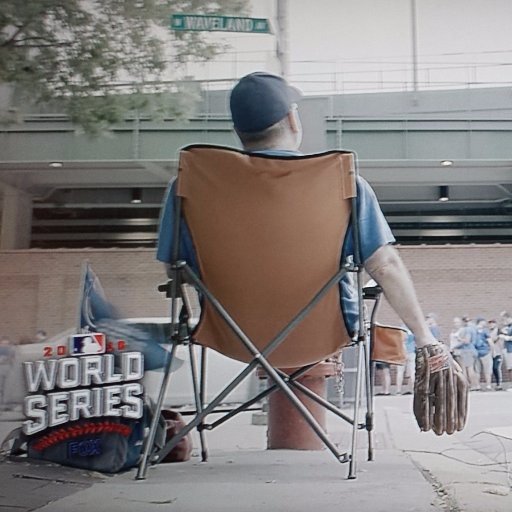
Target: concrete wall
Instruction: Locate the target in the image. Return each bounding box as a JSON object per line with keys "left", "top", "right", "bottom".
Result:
{"left": 1, "top": 245, "right": 511, "bottom": 344}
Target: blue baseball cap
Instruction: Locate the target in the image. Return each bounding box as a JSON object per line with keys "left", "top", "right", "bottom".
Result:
{"left": 229, "top": 72, "right": 302, "bottom": 133}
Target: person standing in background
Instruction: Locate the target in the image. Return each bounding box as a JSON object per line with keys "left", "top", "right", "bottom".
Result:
{"left": 426, "top": 313, "right": 441, "bottom": 339}
{"left": 35, "top": 330, "right": 47, "bottom": 343}
{"left": 474, "top": 317, "right": 492, "bottom": 390}
{"left": 488, "top": 319, "right": 504, "bottom": 390}
{"left": 451, "top": 316, "right": 479, "bottom": 391}
{"left": 375, "top": 362, "right": 391, "bottom": 396}
{"left": 499, "top": 312, "right": 512, "bottom": 373}
{"left": 396, "top": 327, "right": 415, "bottom": 395}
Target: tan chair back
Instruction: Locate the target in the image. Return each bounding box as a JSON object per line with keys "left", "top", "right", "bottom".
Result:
{"left": 370, "top": 324, "right": 407, "bottom": 365}
{"left": 176, "top": 146, "right": 357, "bottom": 368}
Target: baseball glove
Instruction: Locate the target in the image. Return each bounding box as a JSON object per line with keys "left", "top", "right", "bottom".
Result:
{"left": 413, "top": 343, "right": 469, "bottom": 435}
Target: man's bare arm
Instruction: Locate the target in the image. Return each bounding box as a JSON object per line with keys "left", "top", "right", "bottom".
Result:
{"left": 364, "top": 244, "right": 437, "bottom": 348}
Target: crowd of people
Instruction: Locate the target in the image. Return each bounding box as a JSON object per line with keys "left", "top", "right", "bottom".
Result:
{"left": 375, "top": 311, "right": 512, "bottom": 395}
{"left": 449, "top": 311, "right": 512, "bottom": 391}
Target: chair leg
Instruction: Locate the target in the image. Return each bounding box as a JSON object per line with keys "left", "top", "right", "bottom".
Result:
{"left": 200, "top": 347, "right": 208, "bottom": 461}
{"left": 136, "top": 341, "right": 178, "bottom": 480}
{"left": 189, "top": 344, "right": 208, "bottom": 462}
{"left": 150, "top": 355, "right": 262, "bottom": 464}
{"left": 362, "top": 338, "right": 375, "bottom": 461}
{"left": 348, "top": 339, "right": 365, "bottom": 479}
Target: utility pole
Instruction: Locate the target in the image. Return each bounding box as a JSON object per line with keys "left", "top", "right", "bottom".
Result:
{"left": 410, "top": 0, "right": 419, "bottom": 93}
{"left": 275, "top": 0, "right": 289, "bottom": 78}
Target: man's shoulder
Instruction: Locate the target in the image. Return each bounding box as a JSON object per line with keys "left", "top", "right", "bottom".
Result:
{"left": 355, "top": 175, "right": 376, "bottom": 196}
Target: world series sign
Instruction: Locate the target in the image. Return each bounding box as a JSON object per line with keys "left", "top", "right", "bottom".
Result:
{"left": 22, "top": 333, "right": 144, "bottom": 435}
{"left": 20, "top": 332, "right": 146, "bottom": 471}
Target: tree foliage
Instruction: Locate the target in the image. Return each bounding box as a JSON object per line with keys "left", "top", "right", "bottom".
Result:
{"left": 0, "top": 0, "right": 249, "bottom": 133}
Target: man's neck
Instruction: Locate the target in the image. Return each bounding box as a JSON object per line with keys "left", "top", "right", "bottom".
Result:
{"left": 243, "top": 143, "right": 298, "bottom": 152}
{"left": 249, "top": 148, "right": 302, "bottom": 156}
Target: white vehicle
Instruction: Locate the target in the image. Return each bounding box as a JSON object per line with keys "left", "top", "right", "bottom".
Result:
{"left": 3, "top": 318, "right": 258, "bottom": 409}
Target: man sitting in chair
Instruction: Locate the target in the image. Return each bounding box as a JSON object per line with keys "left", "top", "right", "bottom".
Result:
{"left": 156, "top": 72, "right": 468, "bottom": 436}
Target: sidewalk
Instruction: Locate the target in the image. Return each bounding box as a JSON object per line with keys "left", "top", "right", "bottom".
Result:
{"left": 1, "top": 391, "right": 511, "bottom": 512}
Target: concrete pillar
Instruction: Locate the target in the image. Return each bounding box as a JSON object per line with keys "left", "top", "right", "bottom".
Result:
{"left": 298, "top": 96, "right": 329, "bottom": 154}
{"left": 0, "top": 185, "right": 32, "bottom": 249}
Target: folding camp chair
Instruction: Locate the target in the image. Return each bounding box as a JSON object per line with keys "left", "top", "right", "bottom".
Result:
{"left": 364, "top": 281, "right": 407, "bottom": 410}
{"left": 136, "top": 144, "right": 404, "bottom": 480}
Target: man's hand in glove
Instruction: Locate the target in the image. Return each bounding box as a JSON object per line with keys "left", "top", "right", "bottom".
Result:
{"left": 413, "top": 343, "right": 469, "bottom": 435}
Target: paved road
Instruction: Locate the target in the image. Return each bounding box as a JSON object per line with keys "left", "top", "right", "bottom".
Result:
{"left": 0, "top": 390, "right": 510, "bottom": 511}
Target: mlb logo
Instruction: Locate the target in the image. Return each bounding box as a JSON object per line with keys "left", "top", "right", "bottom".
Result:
{"left": 69, "top": 333, "right": 106, "bottom": 356}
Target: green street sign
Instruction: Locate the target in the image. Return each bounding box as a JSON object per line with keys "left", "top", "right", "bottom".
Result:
{"left": 170, "top": 14, "right": 271, "bottom": 34}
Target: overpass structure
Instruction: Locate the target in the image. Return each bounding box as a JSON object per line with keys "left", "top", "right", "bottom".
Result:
{"left": 0, "top": 85, "right": 511, "bottom": 249}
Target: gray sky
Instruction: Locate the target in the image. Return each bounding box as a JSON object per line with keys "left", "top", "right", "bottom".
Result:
{"left": 182, "top": 0, "right": 512, "bottom": 93}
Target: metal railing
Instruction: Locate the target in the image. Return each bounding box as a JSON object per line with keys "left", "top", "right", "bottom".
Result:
{"left": 175, "top": 48, "right": 512, "bottom": 95}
